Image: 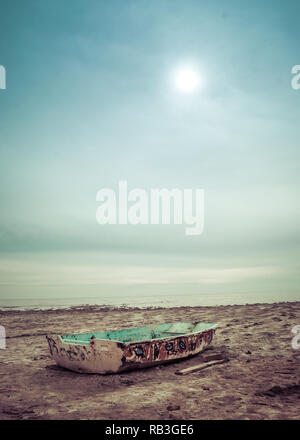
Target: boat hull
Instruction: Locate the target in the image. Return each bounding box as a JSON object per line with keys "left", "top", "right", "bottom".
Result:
{"left": 46, "top": 323, "right": 217, "bottom": 374}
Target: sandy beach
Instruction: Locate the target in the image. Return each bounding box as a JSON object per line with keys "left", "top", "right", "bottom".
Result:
{"left": 0, "top": 301, "right": 299, "bottom": 420}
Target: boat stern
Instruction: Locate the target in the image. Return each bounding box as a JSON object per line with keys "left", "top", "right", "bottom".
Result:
{"left": 46, "top": 334, "right": 124, "bottom": 374}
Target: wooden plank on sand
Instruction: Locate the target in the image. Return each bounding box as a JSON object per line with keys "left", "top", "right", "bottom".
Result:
{"left": 175, "top": 358, "right": 229, "bottom": 375}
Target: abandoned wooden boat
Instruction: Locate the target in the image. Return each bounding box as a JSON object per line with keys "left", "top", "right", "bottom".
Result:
{"left": 46, "top": 321, "right": 218, "bottom": 374}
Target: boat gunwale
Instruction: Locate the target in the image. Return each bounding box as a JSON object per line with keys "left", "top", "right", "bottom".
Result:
{"left": 56, "top": 323, "right": 219, "bottom": 346}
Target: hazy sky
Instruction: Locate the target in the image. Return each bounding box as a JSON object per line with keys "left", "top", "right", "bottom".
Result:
{"left": 0, "top": 0, "right": 299, "bottom": 305}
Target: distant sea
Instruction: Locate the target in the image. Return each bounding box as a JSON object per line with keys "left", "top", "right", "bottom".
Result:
{"left": 0, "top": 291, "right": 298, "bottom": 311}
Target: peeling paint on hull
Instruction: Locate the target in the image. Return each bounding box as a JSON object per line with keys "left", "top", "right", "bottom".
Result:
{"left": 46, "top": 322, "right": 218, "bottom": 374}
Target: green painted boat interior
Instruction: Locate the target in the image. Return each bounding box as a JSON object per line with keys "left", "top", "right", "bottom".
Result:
{"left": 60, "top": 322, "right": 217, "bottom": 345}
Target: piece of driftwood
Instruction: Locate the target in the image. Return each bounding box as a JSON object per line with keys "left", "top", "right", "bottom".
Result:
{"left": 175, "top": 358, "right": 229, "bottom": 375}
{"left": 201, "top": 353, "right": 225, "bottom": 363}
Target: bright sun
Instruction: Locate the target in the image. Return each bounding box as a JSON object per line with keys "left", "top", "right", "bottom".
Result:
{"left": 174, "top": 68, "right": 201, "bottom": 93}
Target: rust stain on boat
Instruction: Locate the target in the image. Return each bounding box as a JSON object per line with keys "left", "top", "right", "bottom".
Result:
{"left": 121, "top": 329, "right": 215, "bottom": 369}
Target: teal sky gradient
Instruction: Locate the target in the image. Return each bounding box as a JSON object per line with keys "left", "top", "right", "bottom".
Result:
{"left": 0, "top": 0, "right": 299, "bottom": 304}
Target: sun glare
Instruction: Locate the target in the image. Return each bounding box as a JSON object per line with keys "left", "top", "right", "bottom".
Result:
{"left": 174, "top": 67, "right": 201, "bottom": 93}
